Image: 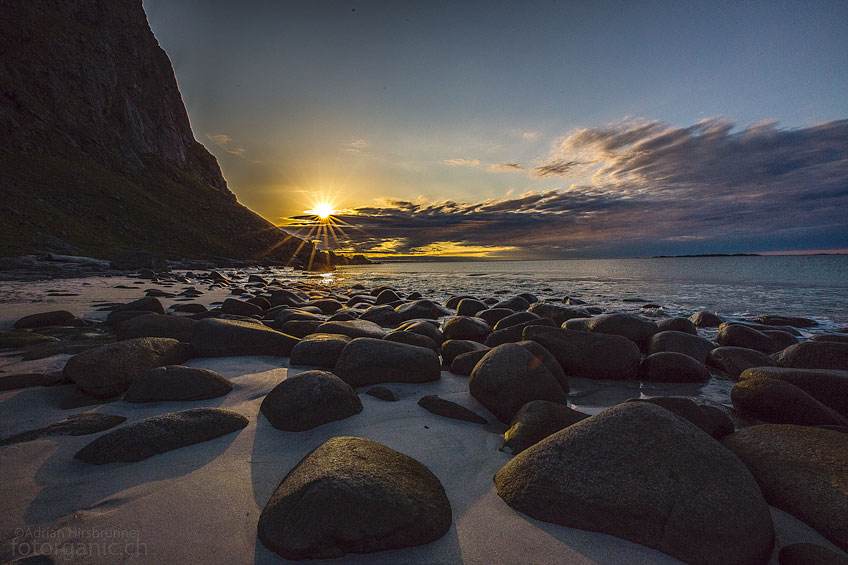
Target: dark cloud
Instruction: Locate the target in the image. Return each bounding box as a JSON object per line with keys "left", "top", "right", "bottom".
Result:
{"left": 531, "top": 160, "right": 589, "bottom": 177}
{"left": 286, "top": 118, "right": 848, "bottom": 258}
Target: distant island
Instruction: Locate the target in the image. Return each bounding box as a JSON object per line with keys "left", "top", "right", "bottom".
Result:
{"left": 651, "top": 253, "right": 762, "bottom": 258}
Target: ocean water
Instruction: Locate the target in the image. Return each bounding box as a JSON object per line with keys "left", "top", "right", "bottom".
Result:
{"left": 309, "top": 255, "right": 848, "bottom": 333}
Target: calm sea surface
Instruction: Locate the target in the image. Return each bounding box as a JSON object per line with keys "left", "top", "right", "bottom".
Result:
{"left": 323, "top": 256, "right": 847, "bottom": 331}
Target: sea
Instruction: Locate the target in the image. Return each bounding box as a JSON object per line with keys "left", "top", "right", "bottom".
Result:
{"left": 313, "top": 255, "right": 848, "bottom": 334}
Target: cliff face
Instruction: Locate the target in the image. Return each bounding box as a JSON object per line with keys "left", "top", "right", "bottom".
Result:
{"left": 0, "top": 0, "right": 328, "bottom": 265}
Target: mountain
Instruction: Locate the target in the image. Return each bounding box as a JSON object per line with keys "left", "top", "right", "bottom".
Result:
{"left": 0, "top": 0, "right": 358, "bottom": 268}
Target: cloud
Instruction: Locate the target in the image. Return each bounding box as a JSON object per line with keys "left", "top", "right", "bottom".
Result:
{"left": 284, "top": 118, "right": 848, "bottom": 258}
{"left": 522, "top": 131, "right": 540, "bottom": 140}
{"left": 342, "top": 139, "right": 368, "bottom": 153}
{"left": 207, "top": 133, "right": 246, "bottom": 156}
{"left": 490, "top": 162, "right": 523, "bottom": 172}
{"left": 443, "top": 157, "right": 482, "bottom": 167}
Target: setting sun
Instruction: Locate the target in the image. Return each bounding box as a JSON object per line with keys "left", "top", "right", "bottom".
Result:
{"left": 306, "top": 202, "right": 335, "bottom": 220}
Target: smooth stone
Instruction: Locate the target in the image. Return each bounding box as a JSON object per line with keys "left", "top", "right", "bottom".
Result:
{"left": 500, "top": 400, "right": 589, "bottom": 455}
{"left": 740, "top": 366, "right": 848, "bottom": 416}
{"left": 257, "top": 437, "right": 452, "bottom": 559}
{"left": 221, "top": 298, "right": 264, "bottom": 317}
{"left": 278, "top": 319, "right": 324, "bottom": 338}
{"left": 778, "top": 543, "right": 848, "bottom": 565}
{"left": 584, "top": 313, "right": 658, "bottom": 350}
{"left": 0, "top": 331, "right": 59, "bottom": 348}
{"left": 655, "top": 317, "right": 698, "bottom": 334}
{"left": 124, "top": 365, "right": 233, "bottom": 402}
{"left": 469, "top": 343, "right": 567, "bottom": 423}
{"left": 630, "top": 396, "right": 734, "bottom": 439}
{"left": 418, "top": 395, "right": 487, "bottom": 424}
{"left": 441, "top": 339, "right": 490, "bottom": 365}
{"left": 523, "top": 325, "right": 641, "bottom": 380}
{"left": 811, "top": 333, "right": 848, "bottom": 344}
{"left": 359, "top": 305, "right": 403, "bottom": 327}
{"left": 730, "top": 378, "right": 847, "bottom": 426}
{"left": 0, "top": 413, "right": 126, "bottom": 446}
{"left": 445, "top": 295, "right": 477, "bottom": 310}
{"left": 13, "top": 310, "right": 75, "bottom": 329}
{"left": 526, "top": 302, "right": 591, "bottom": 325}
{"left": 492, "top": 296, "right": 531, "bottom": 311}
{"left": 516, "top": 340, "right": 569, "bottom": 394}
{"left": 315, "top": 319, "right": 388, "bottom": 339}
{"left": 333, "top": 338, "right": 441, "bottom": 387}
{"left": 706, "top": 346, "right": 778, "bottom": 377}
{"left": 309, "top": 299, "right": 343, "bottom": 314}
{"left": 719, "top": 320, "right": 802, "bottom": 337}
{"left": 442, "top": 316, "right": 491, "bottom": 342}
{"left": 115, "top": 313, "right": 197, "bottom": 342}
{"left": 717, "top": 324, "right": 780, "bottom": 354}
{"left": 383, "top": 330, "right": 437, "bottom": 350}
{"left": 638, "top": 351, "right": 710, "bottom": 382}
{"left": 495, "top": 403, "right": 775, "bottom": 565}
{"left": 484, "top": 318, "right": 556, "bottom": 348}
{"left": 260, "top": 370, "right": 362, "bottom": 431}
{"left": 289, "top": 333, "right": 351, "bottom": 367}
{"left": 394, "top": 299, "right": 452, "bottom": 321}
{"left": 75, "top": 408, "right": 248, "bottom": 464}
{"left": 493, "top": 311, "right": 540, "bottom": 331}
{"left": 0, "top": 372, "right": 64, "bottom": 391}
{"left": 365, "top": 386, "right": 397, "bottom": 401}
{"left": 110, "top": 296, "right": 164, "bottom": 314}
{"left": 449, "top": 349, "right": 490, "bottom": 376}
{"left": 475, "top": 308, "right": 514, "bottom": 327}
{"left": 755, "top": 315, "right": 818, "bottom": 328}
{"left": 63, "top": 337, "right": 191, "bottom": 398}
{"left": 723, "top": 425, "right": 848, "bottom": 552}
{"left": 647, "top": 330, "right": 716, "bottom": 363}
{"left": 401, "top": 320, "right": 445, "bottom": 345}
{"left": 689, "top": 310, "right": 723, "bottom": 327}
{"left": 374, "top": 289, "right": 401, "bottom": 305}
{"left": 190, "top": 318, "right": 298, "bottom": 357}
{"left": 773, "top": 341, "right": 848, "bottom": 371}
{"left": 456, "top": 298, "right": 488, "bottom": 317}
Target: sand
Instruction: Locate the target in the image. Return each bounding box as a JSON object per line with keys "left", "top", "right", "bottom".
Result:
{"left": 1, "top": 276, "right": 845, "bottom": 563}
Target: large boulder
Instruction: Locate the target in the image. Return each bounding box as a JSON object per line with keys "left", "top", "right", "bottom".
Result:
{"left": 516, "top": 339, "right": 569, "bottom": 394}
{"left": 778, "top": 543, "right": 848, "bottom": 565}
{"left": 456, "top": 298, "right": 488, "bottom": 317}
{"left": 359, "top": 305, "right": 403, "bottom": 327}
{"left": 383, "top": 330, "right": 437, "bottom": 350}
{"left": 493, "top": 311, "right": 541, "bottom": 331}
{"left": 190, "top": 318, "right": 298, "bottom": 357}
{"left": 638, "top": 352, "right": 710, "bottom": 383}
{"left": 13, "top": 310, "right": 76, "bottom": 329}
{"left": 626, "top": 397, "right": 734, "bottom": 440}
{"left": 124, "top": 365, "right": 233, "bottom": 402}
{"left": 400, "top": 320, "right": 444, "bottom": 345}
{"left": 221, "top": 298, "right": 264, "bottom": 317}
{"left": 523, "top": 326, "right": 641, "bottom": 380}
{"left": 442, "top": 316, "right": 491, "bottom": 342}
{"left": 495, "top": 402, "right": 775, "bottom": 565}
{"left": 723, "top": 425, "right": 848, "bottom": 552}
{"left": 500, "top": 400, "right": 589, "bottom": 455}
{"left": 116, "top": 314, "right": 197, "bottom": 342}
{"left": 75, "top": 408, "right": 248, "bottom": 464}
{"left": 0, "top": 413, "right": 126, "bottom": 446}
{"left": 315, "top": 319, "right": 388, "bottom": 339}
{"left": 754, "top": 315, "right": 818, "bottom": 328}
{"left": 257, "top": 437, "right": 452, "bottom": 559}
{"left": 773, "top": 341, "right": 848, "bottom": 371}
{"left": 289, "top": 333, "right": 351, "bottom": 368}
{"left": 476, "top": 308, "right": 514, "bottom": 327}
{"left": 418, "top": 395, "right": 487, "bottom": 424}
{"left": 484, "top": 318, "right": 556, "bottom": 348}
{"left": 441, "top": 339, "right": 489, "bottom": 365}
{"left": 394, "top": 299, "right": 452, "bottom": 321}
{"left": 717, "top": 324, "right": 779, "bottom": 354}
{"left": 655, "top": 317, "right": 697, "bottom": 335}
{"left": 260, "top": 370, "right": 363, "bottom": 431}
{"left": 278, "top": 319, "right": 323, "bottom": 338}
{"left": 647, "top": 330, "right": 716, "bottom": 363}
{"left": 110, "top": 296, "right": 164, "bottom": 315}
{"left": 450, "top": 349, "right": 490, "bottom": 376}
{"left": 740, "top": 366, "right": 848, "bottom": 417}
{"left": 333, "top": 338, "right": 440, "bottom": 387}
{"left": 689, "top": 310, "right": 722, "bottom": 327}
{"left": 706, "top": 346, "right": 778, "bottom": 377}
{"left": 493, "top": 296, "right": 531, "bottom": 311}
{"left": 730, "top": 378, "right": 847, "bottom": 427}
{"left": 584, "top": 313, "right": 659, "bottom": 350}
{"left": 63, "top": 337, "right": 190, "bottom": 398}
{"left": 526, "top": 302, "right": 591, "bottom": 326}
{"left": 469, "top": 343, "right": 567, "bottom": 423}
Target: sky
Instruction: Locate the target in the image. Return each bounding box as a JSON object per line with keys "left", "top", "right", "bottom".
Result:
{"left": 144, "top": 0, "right": 848, "bottom": 259}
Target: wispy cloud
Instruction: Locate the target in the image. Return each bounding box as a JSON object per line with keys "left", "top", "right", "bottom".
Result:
{"left": 342, "top": 139, "right": 368, "bottom": 153}
{"left": 443, "top": 157, "right": 482, "bottom": 167}
{"left": 490, "top": 162, "right": 523, "bottom": 172}
{"left": 532, "top": 159, "right": 588, "bottom": 177}
{"left": 207, "top": 133, "right": 246, "bottom": 156}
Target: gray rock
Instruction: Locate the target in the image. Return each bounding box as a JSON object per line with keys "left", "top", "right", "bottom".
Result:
{"left": 445, "top": 295, "right": 477, "bottom": 309}
{"left": 0, "top": 413, "right": 126, "bottom": 446}
{"left": 638, "top": 352, "right": 710, "bottom": 382}
{"left": 449, "top": 349, "right": 490, "bottom": 376}
{"left": 441, "top": 339, "right": 489, "bottom": 365}
{"left": 523, "top": 325, "right": 641, "bottom": 380}
{"left": 418, "top": 395, "right": 487, "bottom": 424}
{"left": 625, "top": 396, "right": 734, "bottom": 439}
{"left": 0, "top": 372, "right": 64, "bottom": 391}
{"left": 309, "top": 299, "right": 343, "bottom": 314}
{"left": 394, "top": 299, "right": 452, "bottom": 321}
{"left": 124, "top": 365, "right": 233, "bottom": 402}
{"left": 315, "top": 319, "right": 388, "bottom": 339}
{"left": 278, "top": 319, "right": 324, "bottom": 338}
{"left": 655, "top": 317, "right": 698, "bottom": 335}
{"left": 442, "top": 316, "right": 491, "bottom": 342}
{"left": 500, "top": 400, "right": 589, "bottom": 454}
{"left": 730, "top": 378, "right": 847, "bottom": 426}
{"left": 754, "top": 315, "right": 818, "bottom": 328}
{"left": 689, "top": 310, "right": 723, "bottom": 327}
{"left": 469, "top": 343, "right": 567, "bottom": 423}
{"left": 365, "top": 386, "right": 397, "bottom": 401}
{"left": 13, "top": 310, "right": 76, "bottom": 329}
{"left": 484, "top": 318, "right": 556, "bottom": 348}
{"left": 516, "top": 340, "right": 569, "bottom": 394}
{"left": 763, "top": 330, "right": 799, "bottom": 352}
{"left": 401, "top": 320, "right": 445, "bottom": 345}
{"left": 706, "top": 346, "right": 778, "bottom": 377}
{"left": 359, "top": 305, "right": 403, "bottom": 327}
{"left": 456, "top": 298, "right": 488, "bottom": 316}
{"left": 110, "top": 296, "right": 165, "bottom": 315}
{"left": 334, "top": 338, "right": 441, "bottom": 387}
{"left": 116, "top": 313, "right": 197, "bottom": 342}
{"left": 63, "top": 337, "right": 191, "bottom": 398}
{"left": 260, "top": 370, "right": 362, "bottom": 431}
{"left": 75, "top": 408, "right": 248, "bottom": 464}
{"left": 647, "top": 330, "right": 716, "bottom": 363}
{"left": 221, "top": 298, "right": 264, "bottom": 317}
{"left": 476, "top": 308, "right": 515, "bottom": 327}
{"left": 774, "top": 341, "right": 848, "bottom": 371}
{"left": 257, "top": 437, "right": 452, "bottom": 559}
{"left": 584, "top": 313, "right": 658, "bottom": 350}
{"left": 811, "top": 333, "right": 848, "bottom": 344}
{"left": 290, "top": 333, "right": 351, "bottom": 367}
{"left": 190, "top": 318, "right": 298, "bottom": 357}
{"left": 495, "top": 403, "right": 775, "bottom": 565}
{"left": 723, "top": 425, "right": 848, "bottom": 552}
{"left": 0, "top": 331, "right": 59, "bottom": 349}
{"left": 493, "top": 311, "right": 540, "bottom": 330}
{"left": 492, "top": 296, "right": 531, "bottom": 311}
{"left": 526, "top": 302, "right": 591, "bottom": 326}
{"left": 778, "top": 543, "right": 848, "bottom": 565}
{"left": 740, "top": 366, "right": 848, "bottom": 417}
{"left": 383, "top": 330, "right": 437, "bottom": 350}
{"left": 717, "top": 324, "right": 778, "bottom": 353}
{"left": 374, "top": 289, "right": 401, "bottom": 304}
